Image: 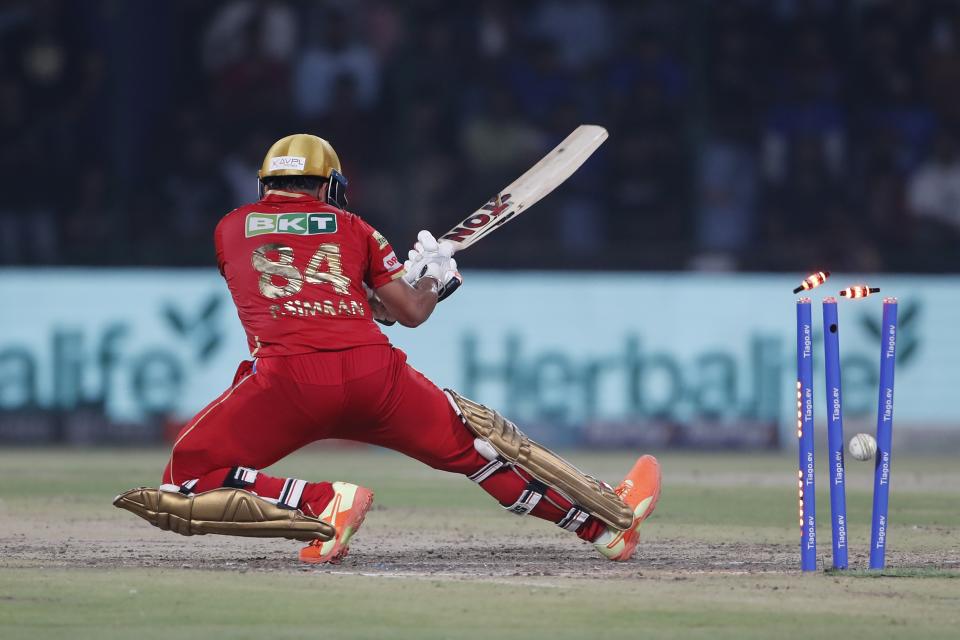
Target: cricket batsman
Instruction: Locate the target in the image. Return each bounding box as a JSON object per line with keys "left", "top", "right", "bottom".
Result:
{"left": 115, "top": 134, "right": 661, "bottom": 564}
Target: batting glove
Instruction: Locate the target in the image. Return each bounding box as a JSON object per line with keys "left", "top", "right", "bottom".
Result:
{"left": 403, "top": 230, "right": 462, "bottom": 301}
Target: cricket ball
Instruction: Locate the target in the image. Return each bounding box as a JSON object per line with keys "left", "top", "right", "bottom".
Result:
{"left": 848, "top": 433, "right": 877, "bottom": 461}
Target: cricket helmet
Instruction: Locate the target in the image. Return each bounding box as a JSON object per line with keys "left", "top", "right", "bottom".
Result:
{"left": 258, "top": 134, "right": 349, "bottom": 208}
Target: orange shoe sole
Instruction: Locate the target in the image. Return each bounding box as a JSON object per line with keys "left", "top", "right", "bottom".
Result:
{"left": 299, "top": 487, "right": 374, "bottom": 565}
{"left": 603, "top": 455, "right": 662, "bottom": 561}
{"left": 635, "top": 455, "right": 662, "bottom": 525}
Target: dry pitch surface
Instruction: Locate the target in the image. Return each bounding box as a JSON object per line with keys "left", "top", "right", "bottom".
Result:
{"left": 0, "top": 448, "right": 957, "bottom": 639}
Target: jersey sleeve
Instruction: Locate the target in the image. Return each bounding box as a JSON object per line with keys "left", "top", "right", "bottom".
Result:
{"left": 357, "top": 218, "right": 405, "bottom": 288}
{"left": 214, "top": 218, "right": 226, "bottom": 276}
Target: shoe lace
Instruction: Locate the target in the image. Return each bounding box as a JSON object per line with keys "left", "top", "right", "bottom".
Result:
{"left": 614, "top": 483, "right": 630, "bottom": 499}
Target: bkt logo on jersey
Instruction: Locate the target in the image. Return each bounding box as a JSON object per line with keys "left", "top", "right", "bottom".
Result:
{"left": 245, "top": 212, "right": 338, "bottom": 237}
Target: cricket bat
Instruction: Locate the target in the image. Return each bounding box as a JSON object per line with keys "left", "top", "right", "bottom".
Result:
{"left": 439, "top": 124, "right": 608, "bottom": 251}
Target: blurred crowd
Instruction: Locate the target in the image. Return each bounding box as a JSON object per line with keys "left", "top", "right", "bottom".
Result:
{"left": 2, "top": 0, "right": 960, "bottom": 271}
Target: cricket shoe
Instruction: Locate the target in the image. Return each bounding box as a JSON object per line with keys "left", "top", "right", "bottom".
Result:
{"left": 593, "top": 455, "right": 661, "bottom": 561}
{"left": 299, "top": 482, "right": 374, "bottom": 564}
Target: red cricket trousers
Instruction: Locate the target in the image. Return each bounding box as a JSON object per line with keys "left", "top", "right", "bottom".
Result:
{"left": 161, "top": 345, "right": 603, "bottom": 541}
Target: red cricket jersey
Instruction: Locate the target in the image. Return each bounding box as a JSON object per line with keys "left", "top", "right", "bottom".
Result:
{"left": 214, "top": 190, "right": 405, "bottom": 356}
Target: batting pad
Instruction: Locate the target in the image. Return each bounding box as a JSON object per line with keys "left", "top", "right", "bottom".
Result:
{"left": 445, "top": 390, "right": 633, "bottom": 530}
{"left": 113, "top": 487, "right": 335, "bottom": 542}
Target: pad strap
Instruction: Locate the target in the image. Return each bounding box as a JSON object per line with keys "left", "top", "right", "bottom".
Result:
{"left": 179, "top": 479, "right": 199, "bottom": 495}
{"left": 503, "top": 479, "right": 548, "bottom": 516}
{"left": 277, "top": 478, "right": 307, "bottom": 509}
{"left": 222, "top": 466, "right": 259, "bottom": 489}
{"left": 558, "top": 506, "right": 590, "bottom": 531}
{"left": 468, "top": 457, "right": 508, "bottom": 483}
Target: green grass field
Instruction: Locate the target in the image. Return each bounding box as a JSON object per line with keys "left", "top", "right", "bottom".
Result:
{"left": 0, "top": 448, "right": 957, "bottom": 639}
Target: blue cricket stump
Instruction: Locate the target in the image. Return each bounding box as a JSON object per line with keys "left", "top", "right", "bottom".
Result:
{"left": 870, "top": 298, "right": 898, "bottom": 569}
{"left": 796, "top": 298, "right": 817, "bottom": 571}
{"left": 822, "top": 298, "right": 848, "bottom": 569}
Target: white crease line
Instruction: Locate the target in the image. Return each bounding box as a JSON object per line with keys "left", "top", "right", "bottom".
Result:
{"left": 323, "top": 570, "right": 570, "bottom": 588}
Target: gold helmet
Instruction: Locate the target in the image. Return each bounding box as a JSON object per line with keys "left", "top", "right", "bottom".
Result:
{"left": 258, "top": 134, "right": 348, "bottom": 208}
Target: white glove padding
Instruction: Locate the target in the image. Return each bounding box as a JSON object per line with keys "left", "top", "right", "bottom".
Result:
{"left": 402, "top": 230, "right": 462, "bottom": 301}
{"left": 403, "top": 231, "right": 453, "bottom": 280}
{"left": 416, "top": 229, "right": 441, "bottom": 254}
